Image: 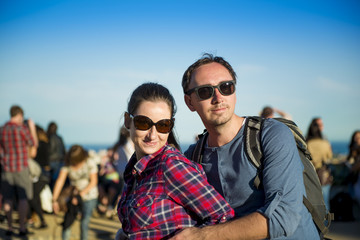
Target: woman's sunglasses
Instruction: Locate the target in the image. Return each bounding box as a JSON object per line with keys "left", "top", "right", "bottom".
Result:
{"left": 129, "top": 114, "right": 174, "bottom": 134}
{"left": 185, "top": 80, "right": 236, "bottom": 101}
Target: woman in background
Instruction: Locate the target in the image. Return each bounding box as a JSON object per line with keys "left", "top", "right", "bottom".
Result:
{"left": 52, "top": 145, "right": 98, "bottom": 240}
{"left": 306, "top": 117, "right": 333, "bottom": 211}
{"left": 347, "top": 130, "right": 360, "bottom": 205}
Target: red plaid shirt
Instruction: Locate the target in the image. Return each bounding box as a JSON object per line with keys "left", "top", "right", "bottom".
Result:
{"left": 0, "top": 121, "right": 34, "bottom": 172}
{"left": 117, "top": 144, "right": 234, "bottom": 240}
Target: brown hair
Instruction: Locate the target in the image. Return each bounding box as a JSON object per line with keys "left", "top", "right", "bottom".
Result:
{"left": 127, "top": 82, "right": 180, "bottom": 150}
{"left": 10, "top": 105, "right": 24, "bottom": 117}
{"left": 65, "top": 145, "right": 88, "bottom": 166}
{"left": 182, "top": 53, "right": 237, "bottom": 93}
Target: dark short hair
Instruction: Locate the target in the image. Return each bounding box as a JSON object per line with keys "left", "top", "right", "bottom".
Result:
{"left": 10, "top": 105, "right": 24, "bottom": 117}
{"left": 47, "top": 122, "right": 58, "bottom": 135}
{"left": 182, "top": 53, "right": 237, "bottom": 93}
{"left": 260, "top": 106, "right": 274, "bottom": 118}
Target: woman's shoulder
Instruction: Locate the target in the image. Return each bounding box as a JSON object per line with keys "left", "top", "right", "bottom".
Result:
{"left": 161, "top": 145, "right": 202, "bottom": 171}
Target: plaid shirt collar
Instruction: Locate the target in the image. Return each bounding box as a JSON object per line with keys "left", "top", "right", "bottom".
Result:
{"left": 126, "top": 143, "right": 168, "bottom": 178}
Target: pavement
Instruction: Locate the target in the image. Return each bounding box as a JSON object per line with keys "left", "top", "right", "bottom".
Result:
{"left": 1, "top": 211, "right": 360, "bottom": 240}
{"left": 0, "top": 210, "right": 120, "bottom": 240}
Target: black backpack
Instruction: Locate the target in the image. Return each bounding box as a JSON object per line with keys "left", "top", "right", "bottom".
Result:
{"left": 191, "top": 116, "right": 334, "bottom": 238}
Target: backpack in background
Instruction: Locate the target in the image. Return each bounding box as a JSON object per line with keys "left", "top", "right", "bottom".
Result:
{"left": 191, "top": 116, "right": 334, "bottom": 239}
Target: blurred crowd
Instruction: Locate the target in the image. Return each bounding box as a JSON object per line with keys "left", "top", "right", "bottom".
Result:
{"left": 1, "top": 104, "right": 359, "bottom": 238}
{"left": 0, "top": 105, "right": 134, "bottom": 238}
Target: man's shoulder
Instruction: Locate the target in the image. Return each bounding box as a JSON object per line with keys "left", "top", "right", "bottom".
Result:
{"left": 1, "top": 121, "right": 14, "bottom": 128}
{"left": 259, "top": 117, "right": 291, "bottom": 135}
{"left": 183, "top": 142, "right": 196, "bottom": 160}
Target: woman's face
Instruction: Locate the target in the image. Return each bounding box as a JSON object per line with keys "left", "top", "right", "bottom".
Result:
{"left": 354, "top": 132, "right": 360, "bottom": 146}
{"left": 127, "top": 100, "right": 172, "bottom": 160}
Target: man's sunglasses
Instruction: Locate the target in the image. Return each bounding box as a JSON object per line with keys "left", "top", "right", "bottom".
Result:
{"left": 129, "top": 114, "right": 174, "bottom": 134}
{"left": 185, "top": 80, "right": 236, "bottom": 100}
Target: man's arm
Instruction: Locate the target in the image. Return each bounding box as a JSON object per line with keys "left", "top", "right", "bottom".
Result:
{"left": 170, "top": 212, "right": 268, "bottom": 240}
{"left": 27, "top": 119, "right": 38, "bottom": 158}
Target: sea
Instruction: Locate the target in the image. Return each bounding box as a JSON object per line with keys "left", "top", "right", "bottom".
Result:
{"left": 77, "top": 141, "right": 349, "bottom": 156}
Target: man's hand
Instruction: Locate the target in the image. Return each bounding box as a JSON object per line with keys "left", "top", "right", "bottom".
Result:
{"left": 169, "top": 212, "right": 268, "bottom": 240}
{"left": 169, "top": 227, "right": 206, "bottom": 240}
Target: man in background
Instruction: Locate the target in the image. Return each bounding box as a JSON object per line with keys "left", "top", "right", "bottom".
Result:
{"left": 260, "top": 105, "right": 292, "bottom": 120}
{"left": 47, "top": 121, "right": 66, "bottom": 189}
{"left": 0, "top": 105, "right": 37, "bottom": 236}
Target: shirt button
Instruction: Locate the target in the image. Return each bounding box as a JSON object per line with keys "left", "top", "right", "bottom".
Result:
{"left": 137, "top": 203, "right": 140, "bottom": 207}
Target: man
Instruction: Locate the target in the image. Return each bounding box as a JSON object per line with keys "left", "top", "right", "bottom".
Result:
{"left": 0, "top": 105, "right": 37, "bottom": 236}
{"left": 171, "top": 54, "right": 319, "bottom": 239}
{"left": 260, "top": 106, "right": 292, "bottom": 120}
{"left": 47, "top": 121, "right": 66, "bottom": 189}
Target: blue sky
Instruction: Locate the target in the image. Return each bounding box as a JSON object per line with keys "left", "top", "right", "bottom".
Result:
{"left": 1, "top": 0, "right": 359, "bottom": 147}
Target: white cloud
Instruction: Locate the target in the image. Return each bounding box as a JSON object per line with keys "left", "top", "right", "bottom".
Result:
{"left": 316, "top": 76, "right": 353, "bottom": 93}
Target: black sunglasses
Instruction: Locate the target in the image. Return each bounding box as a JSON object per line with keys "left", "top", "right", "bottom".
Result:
{"left": 129, "top": 114, "right": 174, "bottom": 134}
{"left": 185, "top": 80, "right": 236, "bottom": 100}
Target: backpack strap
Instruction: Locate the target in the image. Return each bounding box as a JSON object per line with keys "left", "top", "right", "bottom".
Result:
{"left": 243, "top": 116, "right": 264, "bottom": 189}
{"left": 192, "top": 129, "right": 208, "bottom": 164}
{"left": 273, "top": 118, "right": 311, "bottom": 158}
{"left": 303, "top": 196, "right": 334, "bottom": 237}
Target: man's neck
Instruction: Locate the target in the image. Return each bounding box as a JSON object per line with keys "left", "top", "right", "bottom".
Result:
{"left": 206, "top": 115, "right": 245, "bottom": 147}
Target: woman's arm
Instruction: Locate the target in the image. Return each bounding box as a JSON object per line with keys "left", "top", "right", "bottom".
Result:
{"left": 79, "top": 172, "right": 98, "bottom": 198}
{"left": 52, "top": 169, "right": 68, "bottom": 214}
{"left": 164, "top": 157, "right": 234, "bottom": 224}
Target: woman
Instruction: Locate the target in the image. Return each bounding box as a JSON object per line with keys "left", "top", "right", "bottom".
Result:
{"left": 116, "top": 82, "right": 234, "bottom": 240}
{"left": 306, "top": 117, "right": 333, "bottom": 211}
{"left": 52, "top": 145, "right": 98, "bottom": 240}
{"left": 348, "top": 130, "right": 360, "bottom": 205}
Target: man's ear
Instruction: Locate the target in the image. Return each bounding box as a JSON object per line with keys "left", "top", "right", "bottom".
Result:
{"left": 184, "top": 95, "right": 196, "bottom": 112}
{"left": 124, "top": 112, "right": 131, "bottom": 129}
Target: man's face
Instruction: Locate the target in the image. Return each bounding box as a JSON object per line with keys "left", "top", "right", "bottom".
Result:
{"left": 184, "top": 62, "right": 236, "bottom": 128}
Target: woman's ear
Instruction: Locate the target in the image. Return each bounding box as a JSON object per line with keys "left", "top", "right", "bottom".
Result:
{"left": 184, "top": 94, "right": 196, "bottom": 112}
{"left": 124, "top": 112, "right": 131, "bottom": 129}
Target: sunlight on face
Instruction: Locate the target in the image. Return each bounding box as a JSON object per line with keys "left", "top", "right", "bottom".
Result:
{"left": 187, "top": 62, "right": 236, "bottom": 127}
{"left": 129, "top": 100, "right": 172, "bottom": 160}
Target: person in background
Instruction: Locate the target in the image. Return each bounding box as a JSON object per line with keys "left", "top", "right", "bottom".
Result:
{"left": 52, "top": 145, "right": 98, "bottom": 240}
{"left": 347, "top": 130, "right": 360, "bottom": 206}
{"left": 306, "top": 117, "right": 333, "bottom": 211}
{"left": 28, "top": 124, "right": 50, "bottom": 229}
{"left": 112, "top": 125, "right": 134, "bottom": 179}
{"left": 0, "top": 105, "right": 37, "bottom": 236}
{"left": 98, "top": 125, "right": 134, "bottom": 219}
{"left": 47, "top": 121, "right": 66, "bottom": 189}
{"left": 260, "top": 105, "right": 292, "bottom": 120}
{"left": 97, "top": 147, "right": 122, "bottom": 218}
{"left": 35, "top": 125, "right": 51, "bottom": 177}
{"left": 116, "top": 82, "right": 234, "bottom": 240}
{"left": 171, "top": 53, "right": 319, "bottom": 240}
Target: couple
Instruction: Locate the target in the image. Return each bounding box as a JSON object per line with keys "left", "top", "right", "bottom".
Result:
{"left": 117, "top": 54, "right": 320, "bottom": 240}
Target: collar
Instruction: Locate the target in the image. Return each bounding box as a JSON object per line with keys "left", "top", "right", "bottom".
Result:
{"left": 126, "top": 144, "right": 168, "bottom": 178}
